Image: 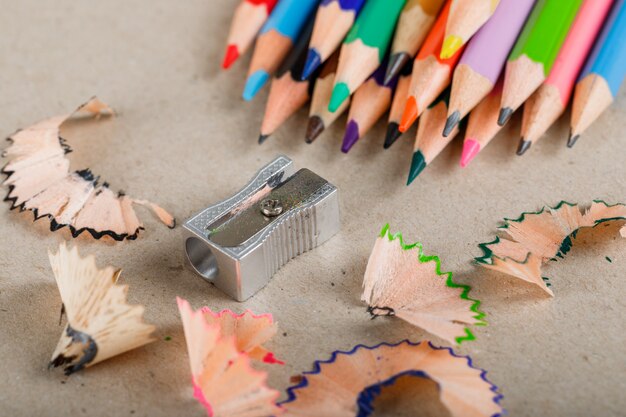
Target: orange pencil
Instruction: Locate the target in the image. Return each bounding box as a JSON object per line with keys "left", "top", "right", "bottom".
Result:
{"left": 222, "top": 0, "right": 278, "bottom": 69}
{"left": 399, "top": 0, "right": 465, "bottom": 133}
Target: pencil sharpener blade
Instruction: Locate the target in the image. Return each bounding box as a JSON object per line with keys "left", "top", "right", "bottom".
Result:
{"left": 183, "top": 155, "right": 340, "bottom": 301}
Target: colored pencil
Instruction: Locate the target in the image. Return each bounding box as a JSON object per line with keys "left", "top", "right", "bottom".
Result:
{"left": 398, "top": 0, "right": 464, "bottom": 133}
{"left": 328, "top": 0, "right": 406, "bottom": 112}
{"left": 243, "top": 0, "right": 319, "bottom": 101}
{"left": 301, "top": 0, "right": 366, "bottom": 80}
{"left": 407, "top": 89, "right": 460, "bottom": 184}
{"left": 306, "top": 51, "right": 350, "bottom": 143}
{"left": 520, "top": 0, "right": 612, "bottom": 155}
{"left": 385, "top": 0, "right": 446, "bottom": 84}
{"left": 441, "top": 0, "right": 502, "bottom": 59}
{"left": 385, "top": 61, "right": 413, "bottom": 149}
{"left": 341, "top": 60, "right": 397, "bottom": 153}
{"left": 444, "top": 0, "right": 535, "bottom": 137}
{"left": 222, "top": 0, "right": 278, "bottom": 69}
{"left": 460, "top": 77, "right": 503, "bottom": 167}
{"left": 498, "top": 0, "right": 583, "bottom": 126}
{"left": 570, "top": 0, "right": 626, "bottom": 147}
{"left": 259, "top": 18, "right": 316, "bottom": 144}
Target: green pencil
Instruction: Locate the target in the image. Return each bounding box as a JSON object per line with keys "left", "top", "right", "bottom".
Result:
{"left": 498, "top": 0, "right": 582, "bottom": 130}
{"left": 328, "top": 0, "right": 405, "bottom": 112}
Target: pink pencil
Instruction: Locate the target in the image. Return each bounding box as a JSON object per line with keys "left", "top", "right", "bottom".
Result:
{"left": 518, "top": 0, "right": 613, "bottom": 155}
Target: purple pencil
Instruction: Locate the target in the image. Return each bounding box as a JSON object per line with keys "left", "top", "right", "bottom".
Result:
{"left": 341, "top": 60, "right": 397, "bottom": 153}
{"left": 443, "top": 0, "right": 536, "bottom": 136}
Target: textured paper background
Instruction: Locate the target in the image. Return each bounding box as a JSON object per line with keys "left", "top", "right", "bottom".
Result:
{"left": 1, "top": 1, "right": 625, "bottom": 416}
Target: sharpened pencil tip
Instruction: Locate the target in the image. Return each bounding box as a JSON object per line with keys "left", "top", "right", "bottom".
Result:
{"left": 516, "top": 138, "right": 531, "bottom": 155}
{"left": 258, "top": 134, "right": 269, "bottom": 145}
{"left": 341, "top": 120, "right": 360, "bottom": 153}
{"left": 443, "top": 111, "right": 460, "bottom": 137}
{"left": 440, "top": 35, "right": 462, "bottom": 59}
{"left": 460, "top": 139, "right": 480, "bottom": 168}
{"left": 243, "top": 71, "right": 270, "bottom": 101}
{"left": 305, "top": 116, "right": 325, "bottom": 144}
{"left": 329, "top": 83, "right": 350, "bottom": 113}
{"left": 222, "top": 44, "right": 240, "bottom": 69}
{"left": 399, "top": 96, "right": 418, "bottom": 132}
{"left": 301, "top": 49, "right": 322, "bottom": 81}
{"left": 384, "top": 123, "right": 401, "bottom": 149}
{"left": 498, "top": 107, "right": 513, "bottom": 126}
{"left": 384, "top": 53, "right": 410, "bottom": 86}
{"left": 407, "top": 151, "right": 426, "bottom": 185}
{"left": 567, "top": 132, "right": 579, "bottom": 148}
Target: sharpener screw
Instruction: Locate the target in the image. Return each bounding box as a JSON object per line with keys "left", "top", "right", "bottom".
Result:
{"left": 260, "top": 199, "right": 283, "bottom": 217}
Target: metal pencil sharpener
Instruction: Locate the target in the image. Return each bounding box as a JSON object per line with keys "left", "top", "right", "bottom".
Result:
{"left": 183, "top": 156, "right": 340, "bottom": 301}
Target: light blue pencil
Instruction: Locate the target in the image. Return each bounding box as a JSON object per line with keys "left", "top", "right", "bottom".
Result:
{"left": 243, "top": 0, "right": 319, "bottom": 101}
{"left": 569, "top": 0, "right": 626, "bottom": 146}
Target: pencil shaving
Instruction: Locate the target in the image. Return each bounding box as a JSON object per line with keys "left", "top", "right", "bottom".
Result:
{"left": 200, "top": 307, "right": 284, "bottom": 364}
{"left": 48, "top": 243, "right": 155, "bottom": 375}
{"left": 2, "top": 97, "right": 175, "bottom": 241}
{"left": 362, "top": 224, "right": 484, "bottom": 345}
{"left": 476, "top": 200, "right": 626, "bottom": 296}
{"left": 177, "top": 298, "right": 283, "bottom": 417}
{"left": 280, "top": 341, "right": 504, "bottom": 417}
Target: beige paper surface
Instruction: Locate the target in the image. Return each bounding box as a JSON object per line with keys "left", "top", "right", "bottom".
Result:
{"left": 0, "top": 1, "right": 624, "bottom": 416}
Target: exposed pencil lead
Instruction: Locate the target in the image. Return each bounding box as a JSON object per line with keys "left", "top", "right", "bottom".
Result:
{"left": 516, "top": 138, "right": 531, "bottom": 155}
{"left": 305, "top": 116, "right": 325, "bottom": 144}
{"left": 498, "top": 107, "right": 513, "bottom": 126}
{"left": 443, "top": 111, "right": 460, "bottom": 137}
{"left": 258, "top": 134, "right": 269, "bottom": 145}
{"left": 567, "top": 131, "right": 580, "bottom": 148}
{"left": 384, "top": 123, "right": 402, "bottom": 149}
{"left": 385, "top": 53, "right": 410, "bottom": 86}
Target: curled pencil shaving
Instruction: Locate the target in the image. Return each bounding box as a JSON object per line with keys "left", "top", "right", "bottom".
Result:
{"left": 2, "top": 97, "right": 175, "bottom": 241}
{"left": 48, "top": 243, "right": 155, "bottom": 375}
{"left": 280, "top": 341, "right": 504, "bottom": 417}
{"left": 200, "top": 307, "right": 284, "bottom": 364}
{"left": 177, "top": 298, "right": 283, "bottom": 417}
{"left": 362, "top": 224, "right": 485, "bottom": 345}
{"left": 475, "top": 200, "right": 626, "bottom": 296}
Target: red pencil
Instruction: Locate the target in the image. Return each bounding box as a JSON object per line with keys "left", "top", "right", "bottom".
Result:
{"left": 223, "top": 0, "right": 278, "bottom": 69}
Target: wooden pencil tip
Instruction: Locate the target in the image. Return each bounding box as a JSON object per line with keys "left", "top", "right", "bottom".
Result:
{"left": 516, "top": 139, "right": 531, "bottom": 156}
{"left": 385, "top": 53, "right": 410, "bottom": 86}
{"left": 222, "top": 45, "right": 240, "bottom": 69}
{"left": 301, "top": 49, "right": 321, "bottom": 81}
{"left": 498, "top": 107, "right": 513, "bottom": 126}
{"left": 305, "top": 116, "right": 325, "bottom": 144}
{"left": 460, "top": 139, "right": 480, "bottom": 168}
{"left": 407, "top": 151, "right": 426, "bottom": 185}
{"left": 341, "top": 120, "right": 360, "bottom": 153}
{"left": 329, "top": 83, "right": 350, "bottom": 113}
{"left": 258, "top": 134, "right": 269, "bottom": 145}
{"left": 384, "top": 123, "right": 401, "bottom": 149}
{"left": 443, "top": 111, "right": 460, "bottom": 137}
{"left": 399, "top": 97, "right": 418, "bottom": 132}
{"left": 567, "top": 132, "right": 579, "bottom": 148}
{"left": 440, "top": 35, "right": 462, "bottom": 60}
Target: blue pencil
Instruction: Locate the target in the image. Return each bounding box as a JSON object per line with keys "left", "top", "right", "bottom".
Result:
{"left": 301, "top": 0, "right": 366, "bottom": 80}
{"left": 569, "top": 0, "right": 626, "bottom": 147}
{"left": 243, "top": 0, "right": 319, "bottom": 101}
